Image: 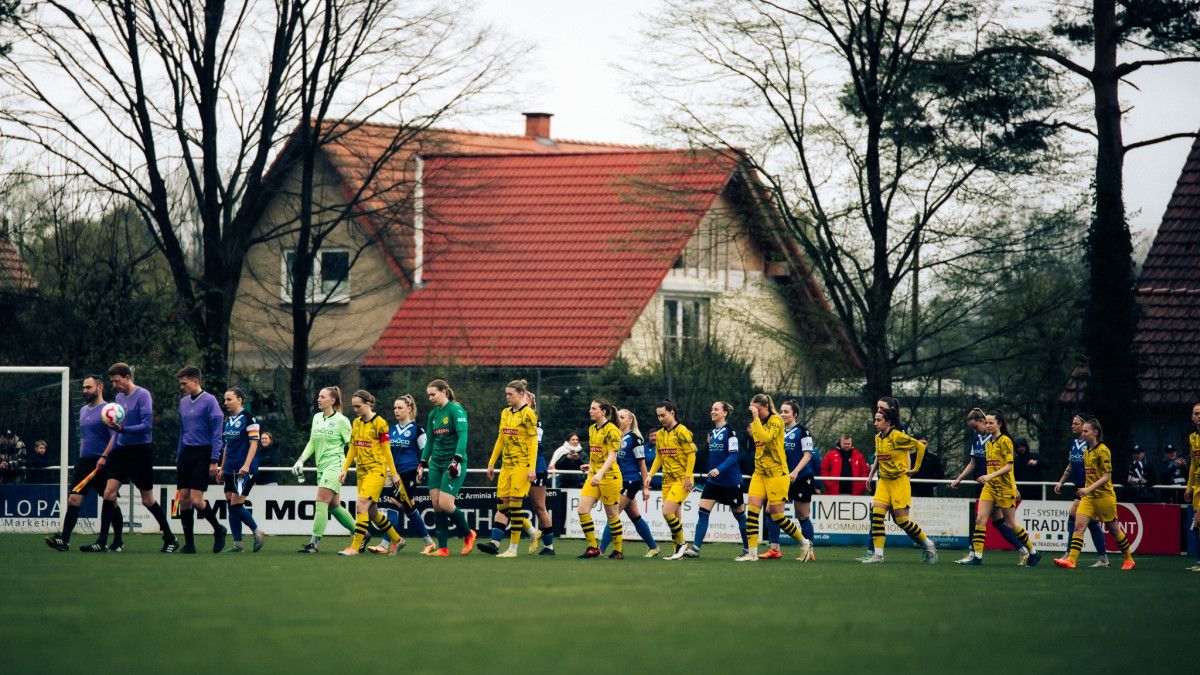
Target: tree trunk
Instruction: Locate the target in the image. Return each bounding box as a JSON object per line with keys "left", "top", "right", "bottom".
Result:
{"left": 1084, "top": 0, "right": 1138, "bottom": 458}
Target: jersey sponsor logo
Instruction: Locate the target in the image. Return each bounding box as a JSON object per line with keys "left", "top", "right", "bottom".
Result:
{"left": 433, "top": 427, "right": 451, "bottom": 435}
{"left": 354, "top": 439, "right": 373, "bottom": 447}
{"left": 987, "top": 459, "right": 1003, "bottom": 468}
{"left": 877, "top": 454, "right": 892, "bottom": 461}
{"left": 659, "top": 447, "right": 679, "bottom": 455}
{"left": 502, "top": 428, "right": 519, "bottom": 436}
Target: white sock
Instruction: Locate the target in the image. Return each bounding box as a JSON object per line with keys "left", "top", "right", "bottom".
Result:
{"left": 507, "top": 544, "right": 518, "bottom": 553}
{"left": 422, "top": 535, "right": 434, "bottom": 545}
{"left": 874, "top": 547, "right": 883, "bottom": 556}
{"left": 1019, "top": 546, "right": 1028, "bottom": 554}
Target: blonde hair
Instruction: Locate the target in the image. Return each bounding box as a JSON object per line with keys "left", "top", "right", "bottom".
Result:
{"left": 619, "top": 408, "right": 641, "bottom": 439}
{"left": 751, "top": 393, "right": 777, "bottom": 416}
{"left": 525, "top": 392, "right": 537, "bottom": 410}
{"left": 966, "top": 408, "right": 986, "bottom": 422}
{"left": 322, "top": 386, "right": 343, "bottom": 411}
{"left": 395, "top": 394, "right": 418, "bottom": 419}
{"left": 506, "top": 379, "right": 529, "bottom": 394}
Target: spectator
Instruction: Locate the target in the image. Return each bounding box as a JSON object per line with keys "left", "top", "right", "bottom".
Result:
{"left": 0, "top": 429, "right": 27, "bottom": 483}
{"left": 256, "top": 431, "right": 278, "bottom": 484}
{"left": 548, "top": 433, "right": 586, "bottom": 487}
{"left": 910, "top": 434, "right": 944, "bottom": 497}
{"left": 820, "top": 434, "right": 868, "bottom": 495}
{"left": 1012, "top": 438, "right": 1045, "bottom": 485}
{"left": 1124, "top": 444, "right": 1157, "bottom": 502}
{"left": 25, "top": 439, "right": 53, "bottom": 483}
{"left": 1159, "top": 443, "right": 1188, "bottom": 503}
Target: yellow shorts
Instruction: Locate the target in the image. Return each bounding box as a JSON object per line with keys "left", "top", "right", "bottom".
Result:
{"left": 1192, "top": 489, "right": 1200, "bottom": 510}
{"left": 873, "top": 476, "right": 911, "bottom": 510}
{"left": 979, "top": 484, "right": 1017, "bottom": 509}
{"left": 1078, "top": 493, "right": 1118, "bottom": 522}
{"left": 581, "top": 476, "right": 621, "bottom": 506}
{"left": 661, "top": 477, "right": 690, "bottom": 504}
{"left": 357, "top": 471, "right": 385, "bottom": 501}
{"left": 748, "top": 473, "right": 789, "bottom": 506}
{"left": 497, "top": 465, "right": 531, "bottom": 500}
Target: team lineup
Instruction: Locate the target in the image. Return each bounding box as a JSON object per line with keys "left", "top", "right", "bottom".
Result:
{"left": 41, "top": 363, "right": 1200, "bottom": 569}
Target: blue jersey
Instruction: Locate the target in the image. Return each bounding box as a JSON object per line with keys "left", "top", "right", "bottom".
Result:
{"left": 222, "top": 411, "right": 261, "bottom": 473}
{"left": 616, "top": 431, "right": 646, "bottom": 481}
{"left": 706, "top": 425, "right": 742, "bottom": 487}
{"left": 785, "top": 424, "right": 815, "bottom": 476}
{"left": 1068, "top": 438, "right": 1086, "bottom": 485}
{"left": 971, "top": 433, "right": 989, "bottom": 478}
{"left": 535, "top": 423, "right": 548, "bottom": 473}
{"left": 389, "top": 421, "right": 425, "bottom": 473}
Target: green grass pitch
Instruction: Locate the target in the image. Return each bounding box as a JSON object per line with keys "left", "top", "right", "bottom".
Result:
{"left": 2, "top": 534, "right": 1192, "bottom": 674}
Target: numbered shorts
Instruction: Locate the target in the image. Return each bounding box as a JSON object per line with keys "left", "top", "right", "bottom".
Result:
{"left": 498, "top": 465, "right": 532, "bottom": 500}
{"left": 581, "top": 476, "right": 621, "bottom": 506}
{"left": 428, "top": 460, "right": 466, "bottom": 496}
{"left": 1078, "top": 493, "right": 1118, "bottom": 522}
{"left": 176, "top": 445, "right": 213, "bottom": 491}
{"left": 788, "top": 475, "right": 815, "bottom": 504}
{"left": 357, "top": 471, "right": 386, "bottom": 501}
{"left": 661, "top": 477, "right": 690, "bottom": 504}
{"left": 872, "top": 476, "right": 911, "bottom": 510}
{"left": 979, "top": 483, "right": 1016, "bottom": 509}
{"left": 222, "top": 472, "right": 255, "bottom": 497}
{"left": 316, "top": 467, "right": 344, "bottom": 492}
{"left": 749, "top": 473, "right": 789, "bottom": 506}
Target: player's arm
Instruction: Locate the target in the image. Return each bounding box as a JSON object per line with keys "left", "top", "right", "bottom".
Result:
{"left": 593, "top": 447, "right": 618, "bottom": 486}
{"left": 340, "top": 444, "right": 357, "bottom": 477}
{"left": 96, "top": 432, "right": 116, "bottom": 468}
{"left": 792, "top": 435, "right": 814, "bottom": 479}
{"left": 683, "top": 446, "right": 697, "bottom": 490}
{"left": 950, "top": 459, "right": 973, "bottom": 488}
{"left": 241, "top": 419, "right": 260, "bottom": 474}
{"left": 645, "top": 451, "right": 663, "bottom": 485}
{"left": 449, "top": 407, "right": 469, "bottom": 477}
{"left": 121, "top": 392, "right": 152, "bottom": 434}
{"left": 525, "top": 414, "right": 538, "bottom": 476}
{"left": 487, "top": 416, "right": 503, "bottom": 474}
{"left": 748, "top": 416, "right": 773, "bottom": 444}
{"left": 713, "top": 436, "right": 739, "bottom": 475}
{"left": 896, "top": 433, "right": 925, "bottom": 474}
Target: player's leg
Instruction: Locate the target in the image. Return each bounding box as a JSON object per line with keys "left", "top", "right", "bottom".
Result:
{"left": 691, "top": 495, "right": 715, "bottom": 554}
{"left": 192, "top": 488, "right": 226, "bottom": 554}
{"left": 623, "top": 494, "right": 658, "bottom": 556}
{"left": 1003, "top": 505, "right": 1039, "bottom": 566}
{"left": 602, "top": 488, "right": 624, "bottom": 559}
{"left": 135, "top": 446, "right": 176, "bottom": 550}
{"left": 1056, "top": 504, "right": 1092, "bottom": 567}
{"left": 738, "top": 475, "right": 766, "bottom": 560}
{"left": 601, "top": 489, "right": 629, "bottom": 552}
{"left": 968, "top": 496, "right": 993, "bottom": 561}
{"left": 396, "top": 470, "right": 433, "bottom": 551}
{"left": 529, "top": 480, "right": 554, "bottom": 554}
{"left": 1189, "top": 504, "right": 1200, "bottom": 571}
{"left": 862, "top": 478, "right": 891, "bottom": 564}
{"left": 577, "top": 487, "right": 601, "bottom": 556}
{"left": 480, "top": 470, "right": 511, "bottom": 555}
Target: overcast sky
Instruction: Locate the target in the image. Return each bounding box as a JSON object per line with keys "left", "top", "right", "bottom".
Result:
{"left": 473, "top": 0, "right": 1200, "bottom": 247}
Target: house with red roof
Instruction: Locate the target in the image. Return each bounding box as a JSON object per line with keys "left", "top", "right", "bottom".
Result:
{"left": 230, "top": 113, "right": 848, "bottom": 388}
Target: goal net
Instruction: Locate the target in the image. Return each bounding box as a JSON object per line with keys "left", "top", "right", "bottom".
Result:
{"left": 0, "top": 367, "right": 71, "bottom": 533}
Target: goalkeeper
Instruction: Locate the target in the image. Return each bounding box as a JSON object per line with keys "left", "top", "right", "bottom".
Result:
{"left": 418, "top": 379, "right": 477, "bottom": 556}
{"left": 291, "top": 386, "right": 358, "bottom": 553}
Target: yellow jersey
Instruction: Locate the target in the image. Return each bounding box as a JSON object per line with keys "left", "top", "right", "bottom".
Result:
{"left": 655, "top": 423, "right": 696, "bottom": 480}
{"left": 1189, "top": 432, "right": 1200, "bottom": 489}
{"left": 874, "top": 428, "right": 924, "bottom": 480}
{"left": 984, "top": 435, "right": 1017, "bottom": 496}
{"left": 1083, "top": 442, "right": 1114, "bottom": 498}
{"left": 344, "top": 414, "right": 396, "bottom": 476}
{"left": 489, "top": 404, "right": 538, "bottom": 471}
{"left": 750, "top": 414, "right": 787, "bottom": 477}
{"left": 587, "top": 420, "right": 622, "bottom": 480}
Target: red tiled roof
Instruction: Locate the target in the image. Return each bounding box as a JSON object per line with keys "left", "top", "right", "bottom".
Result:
{"left": 318, "top": 122, "right": 648, "bottom": 285}
{"left": 362, "top": 150, "right": 737, "bottom": 368}
{"left": 1132, "top": 131, "right": 1200, "bottom": 404}
{"left": 0, "top": 236, "right": 36, "bottom": 294}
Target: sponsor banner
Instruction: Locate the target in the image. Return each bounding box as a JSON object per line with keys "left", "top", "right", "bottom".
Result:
{"left": 0, "top": 485, "right": 102, "bottom": 532}
{"left": 811, "top": 495, "right": 969, "bottom": 548}
{"left": 114, "top": 482, "right": 564, "bottom": 535}
{"left": 561, "top": 490, "right": 971, "bottom": 548}
{"left": 984, "top": 500, "right": 1182, "bottom": 555}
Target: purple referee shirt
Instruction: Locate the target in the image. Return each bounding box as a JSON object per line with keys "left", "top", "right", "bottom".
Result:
{"left": 114, "top": 386, "right": 154, "bottom": 447}
{"left": 177, "top": 391, "right": 225, "bottom": 462}
{"left": 79, "top": 403, "right": 114, "bottom": 458}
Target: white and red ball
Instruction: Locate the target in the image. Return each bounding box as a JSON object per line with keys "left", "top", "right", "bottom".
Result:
{"left": 101, "top": 402, "right": 126, "bottom": 426}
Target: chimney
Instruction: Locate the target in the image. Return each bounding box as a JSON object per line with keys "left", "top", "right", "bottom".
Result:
{"left": 523, "top": 112, "right": 552, "bottom": 139}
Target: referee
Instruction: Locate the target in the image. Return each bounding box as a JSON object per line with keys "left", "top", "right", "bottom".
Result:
{"left": 175, "top": 366, "right": 228, "bottom": 554}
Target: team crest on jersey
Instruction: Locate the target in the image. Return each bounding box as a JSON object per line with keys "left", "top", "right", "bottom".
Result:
{"left": 443, "top": 416, "right": 449, "bottom": 424}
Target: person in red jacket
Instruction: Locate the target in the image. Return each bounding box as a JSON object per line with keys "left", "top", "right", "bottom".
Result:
{"left": 821, "top": 434, "right": 869, "bottom": 495}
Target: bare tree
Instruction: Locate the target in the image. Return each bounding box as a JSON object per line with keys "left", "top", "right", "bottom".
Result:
{"left": 633, "top": 0, "right": 1073, "bottom": 405}
{"left": 0, "top": 0, "right": 507, "bottom": 392}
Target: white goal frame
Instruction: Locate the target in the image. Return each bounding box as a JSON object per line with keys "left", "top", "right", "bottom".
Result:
{"left": 0, "top": 366, "right": 71, "bottom": 524}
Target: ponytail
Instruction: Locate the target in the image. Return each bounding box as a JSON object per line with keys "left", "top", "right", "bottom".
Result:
{"left": 750, "top": 393, "right": 777, "bottom": 416}
{"left": 428, "top": 378, "right": 455, "bottom": 401}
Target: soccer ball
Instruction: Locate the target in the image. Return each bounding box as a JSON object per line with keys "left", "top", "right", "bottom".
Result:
{"left": 101, "top": 402, "right": 126, "bottom": 426}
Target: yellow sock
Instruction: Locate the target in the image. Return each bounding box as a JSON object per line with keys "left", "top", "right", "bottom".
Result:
{"left": 1067, "top": 533, "right": 1083, "bottom": 563}
{"left": 664, "top": 513, "right": 684, "bottom": 545}
{"left": 747, "top": 506, "right": 761, "bottom": 549}
{"left": 895, "top": 515, "right": 926, "bottom": 546}
{"left": 971, "top": 524, "right": 986, "bottom": 556}
{"left": 372, "top": 512, "right": 401, "bottom": 543}
{"left": 1114, "top": 529, "right": 1133, "bottom": 561}
{"left": 508, "top": 505, "right": 524, "bottom": 546}
{"left": 351, "top": 513, "right": 369, "bottom": 549}
{"left": 870, "top": 508, "right": 886, "bottom": 551}
{"left": 609, "top": 516, "right": 623, "bottom": 553}
{"left": 579, "top": 512, "right": 597, "bottom": 548}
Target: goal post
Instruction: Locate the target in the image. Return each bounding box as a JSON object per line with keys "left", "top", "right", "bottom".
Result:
{"left": 0, "top": 366, "right": 70, "bottom": 531}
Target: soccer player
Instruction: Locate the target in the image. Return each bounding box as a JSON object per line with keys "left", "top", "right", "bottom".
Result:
{"left": 46, "top": 375, "right": 125, "bottom": 552}
{"left": 736, "top": 394, "right": 813, "bottom": 562}
{"left": 419, "top": 378, "right": 478, "bottom": 556}
{"left": 600, "top": 408, "right": 660, "bottom": 558}
{"left": 959, "top": 410, "right": 1040, "bottom": 566}
{"left": 525, "top": 392, "right": 555, "bottom": 555}
{"left": 367, "top": 394, "right": 435, "bottom": 555}
{"left": 480, "top": 379, "right": 538, "bottom": 558}
{"left": 859, "top": 396, "right": 900, "bottom": 560}
{"left": 862, "top": 406, "right": 938, "bottom": 564}
{"left": 96, "top": 362, "right": 177, "bottom": 552}
{"left": 219, "top": 387, "right": 264, "bottom": 553}
{"left": 951, "top": 408, "right": 1031, "bottom": 564}
{"left": 1187, "top": 403, "right": 1200, "bottom": 572}
{"left": 761, "top": 400, "right": 817, "bottom": 560}
{"left": 1054, "top": 418, "right": 1136, "bottom": 570}
{"left": 173, "top": 366, "right": 228, "bottom": 554}
{"left": 292, "top": 386, "right": 359, "bottom": 553}
{"left": 643, "top": 400, "right": 696, "bottom": 557}
{"left": 337, "top": 390, "right": 405, "bottom": 556}
{"left": 1052, "top": 413, "right": 1109, "bottom": 567}
{"left": 576, "top": 399, "right": 624, "bottom": 558}
{"left": 671, "top": 401, "right": 745, "bottom": 560}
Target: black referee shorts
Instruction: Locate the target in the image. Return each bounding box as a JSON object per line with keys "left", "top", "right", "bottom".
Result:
{"left": 108, "top": 443, "right": 154, "bottom": 492}
{"left": 72, "top": 456, "right": 107, "bottom": 495}
{"left": 176, "top": 445, "right": 212, "bottom": 491}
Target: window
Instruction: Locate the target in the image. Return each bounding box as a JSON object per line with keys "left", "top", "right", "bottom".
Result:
{"left": 281, "top": 249, "right": 350, "bottom": 304}
{"left": 663, "top": 296, "right": 709, "bottom": 355}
